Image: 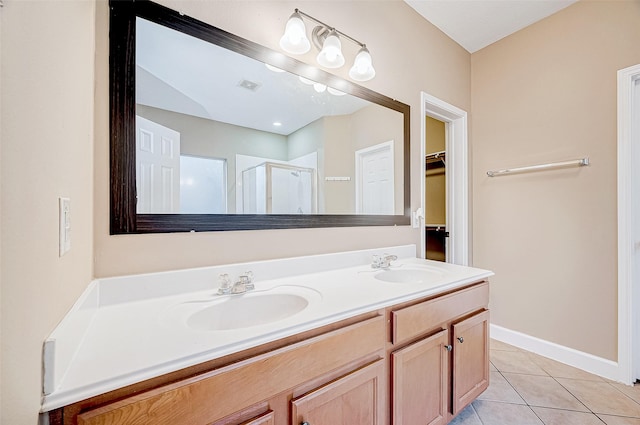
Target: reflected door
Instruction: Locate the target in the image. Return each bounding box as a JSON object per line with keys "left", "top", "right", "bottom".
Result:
{"left": 356, "top": 141, "right": 394, "bottom": 215}
{"left": 136, "top": 116, "right": 181, "bottom": 213}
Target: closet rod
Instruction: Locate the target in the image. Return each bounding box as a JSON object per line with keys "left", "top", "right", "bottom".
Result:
{"left": 487, "top": 157, "right": 589, "bottom": 177}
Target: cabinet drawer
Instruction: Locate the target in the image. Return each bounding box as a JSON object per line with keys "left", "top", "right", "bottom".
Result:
{"left": 391, "top": 282, "right": 488, "bottom": 345}
{"left": 77, "top": 316, "right": 385, "bottom": 425}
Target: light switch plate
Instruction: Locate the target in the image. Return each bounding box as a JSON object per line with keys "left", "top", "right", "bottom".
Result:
{"left": 59, "top": 197, "right": 71, "bottom": 256}
{"left": 412, "top": 207, "right": 424, "bottom": 228}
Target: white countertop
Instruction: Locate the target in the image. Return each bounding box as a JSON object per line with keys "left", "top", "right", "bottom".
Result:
{"left": 41, "top": 245, "right": 493, "bottom": 412}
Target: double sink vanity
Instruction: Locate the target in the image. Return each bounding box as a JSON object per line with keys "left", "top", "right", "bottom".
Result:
{"left": 42, "top": 245, "right": 493, "bottom": 425}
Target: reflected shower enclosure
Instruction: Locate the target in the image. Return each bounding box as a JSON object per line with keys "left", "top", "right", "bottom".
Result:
{"left": 242, "top": 162, "right": 317, "bottom": 214}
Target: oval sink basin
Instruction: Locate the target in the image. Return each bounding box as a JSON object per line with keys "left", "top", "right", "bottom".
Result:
{"left": 187, "top": 293, "right": 309, "bottom": 331}
{"left": 374, "top": 268, "right": 443, "bottom": 284}
{"left": 162, "top": 285, "right": 321, "bottom": 332}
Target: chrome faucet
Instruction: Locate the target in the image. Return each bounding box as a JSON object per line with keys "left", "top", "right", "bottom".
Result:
{"left": 217, "top": 271, "right": 254, "bottom": 295}
{"left": 371, "top": 254, "right": 397, "bottom": 269}
{"left": 231, "top": 271, "right": 255, "bottom": 294}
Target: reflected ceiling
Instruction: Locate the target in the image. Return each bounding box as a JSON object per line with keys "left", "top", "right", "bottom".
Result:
{"left": 136, "top": 18, "right": 370, "bottom": 136}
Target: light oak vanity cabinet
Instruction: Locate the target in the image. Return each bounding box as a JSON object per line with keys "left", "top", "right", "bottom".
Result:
{"left": 49, "top": 281, "right": 489, "bottom": 425}
{"left": 390, "top": 282, "right": 490, "bottom": 425}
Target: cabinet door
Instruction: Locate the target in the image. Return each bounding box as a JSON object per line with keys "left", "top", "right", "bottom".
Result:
{"left": 452, "top": 310, "right": 490, "bottom": 415}
{"left": 291, "top": 360, "right": 384, "bottom": 425}
{"left": 391, "top": 329, "right": 449, "bottom": 425}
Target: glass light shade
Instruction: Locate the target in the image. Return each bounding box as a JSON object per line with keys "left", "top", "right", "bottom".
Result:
{"left": 298, "top": 76, "right": 315, "bottom": 85}
{"left": 316, "top": 30, "right": 345, "bottom": 68}
{"left": 265, "top": 63, "right": 285, "bottom": 73}
{"left": 327, "top": 87, "right": 346, "bottom": 96}
{"left": 313, "top": 83, "right": 327, "bottom": 93}
{"left": 348, "top": 46, "right": 376, "bottom": 81}
{"left": 279, "top": 12, "right": 310, "bottom": 54}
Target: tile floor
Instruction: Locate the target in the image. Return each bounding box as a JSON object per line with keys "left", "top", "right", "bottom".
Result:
{"left": 451, "top": 339, "right": 640, "bottom": 425}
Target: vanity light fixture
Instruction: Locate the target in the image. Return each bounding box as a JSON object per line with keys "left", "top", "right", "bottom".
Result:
{"left": 279, "top": 11, "right": 310, "bottom": 54}
{"left": 279, "top": 9, "right": 376, "bottom": 81}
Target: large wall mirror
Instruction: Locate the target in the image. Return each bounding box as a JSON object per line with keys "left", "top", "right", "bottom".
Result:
{"left": 110, "top": 0, "right": 410, "bottom": 233}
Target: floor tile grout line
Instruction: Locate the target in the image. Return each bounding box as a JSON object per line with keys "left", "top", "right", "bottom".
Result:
{"left": 469, "top": 402, "right": 486, "bottom": 425}
{"left": 546, "top": 374, "right": 594, "bottom": 414}
{"left": 552, "top": 375, "right": 640, "bottom": 418}
{"left": 491, "top": 352, "right": 605, "bottom": 421}
{"left": 531, "top": 405, "right": 609, "bottom": 425}
{"left": 528, "top": 404, "right": 547, "bottom": 425}
{"left": 604, "top": 380, "right": 640, "bottom": 408}
{"left": 493, "top": 368, "right": 535, "bottom": 410}
{"left": 490, "top": 340, "right": 640, "bottom": 421}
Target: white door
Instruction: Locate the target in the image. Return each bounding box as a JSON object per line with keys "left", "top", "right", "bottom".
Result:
{"left": 356, "top": 141, "right": 394, "bottom": 215}
{"left": 135, "top": 116, "right": 181, "bottom": 213}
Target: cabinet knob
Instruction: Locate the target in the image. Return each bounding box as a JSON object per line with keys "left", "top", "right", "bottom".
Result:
{"left": 445, "top": 344, "right": 453, "bottom": 352}
{"left": 457, "top": 337, "right": 464, "bottom": 343}
{"left": 301, "top": 422, "right": 310, "bottom": 425}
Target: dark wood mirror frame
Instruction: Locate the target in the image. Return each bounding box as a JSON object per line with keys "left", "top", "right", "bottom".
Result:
{"left": 110, "top": 0, "right": 411, "bottom": 234}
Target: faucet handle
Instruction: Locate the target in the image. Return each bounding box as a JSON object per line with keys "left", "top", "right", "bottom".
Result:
{"left": 238, "top": 271, "right": 255, "bottom": 290}
{"left": 217, "top": 273, "right": 232, "bottom": 294}
{"left": 377, "top": 253, "right": 397, "bottom": 269}
{"left": 241, "top": 271, "right": 253, "bottom": 283}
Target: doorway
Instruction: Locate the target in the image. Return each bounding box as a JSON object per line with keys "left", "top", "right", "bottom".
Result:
{"left": 425, "top": 117, "right": 447, "bottom": 261}
{"left": 420, "top": 93, "right": 470, "bottom": 266}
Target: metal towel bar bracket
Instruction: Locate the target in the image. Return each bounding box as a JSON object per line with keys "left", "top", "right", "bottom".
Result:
{"left": 487, "top": 157, "right": 589, "bottom": 177}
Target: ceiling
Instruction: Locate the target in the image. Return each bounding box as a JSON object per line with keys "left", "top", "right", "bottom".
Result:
{"left": 404, "top": 0, "right": 578, "bottom": 53}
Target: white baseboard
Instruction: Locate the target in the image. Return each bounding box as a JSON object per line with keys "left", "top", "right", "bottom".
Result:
{"left": 490, "top": 324, "right": 622, "bottom": 383}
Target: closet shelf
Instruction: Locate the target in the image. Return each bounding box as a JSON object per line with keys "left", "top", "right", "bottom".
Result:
{"left": 426, "top": 151, "right": 446, "bottom": 170}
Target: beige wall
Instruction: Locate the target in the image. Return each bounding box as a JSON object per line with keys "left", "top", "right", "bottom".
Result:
{"left": 94, "top": 0, "right": 470, "bottom": 277}
{"left": 0, "top": 1, "right": 96, "bottom": 423}
{"left": 352, "top": 104, "right": 405, "bottom": 214}
{"left": 471, "top": 0, "right": 640, "bottom": 361}
{"left": 323, "top": 115, "right": 353, "bottom": 213}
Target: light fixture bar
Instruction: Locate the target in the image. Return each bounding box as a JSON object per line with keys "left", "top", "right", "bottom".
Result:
{"left": 280, "top": 9, "right": 376, "bottom": 80}
{"left": 294, "top": 9, "right": 366, "bottom": 49}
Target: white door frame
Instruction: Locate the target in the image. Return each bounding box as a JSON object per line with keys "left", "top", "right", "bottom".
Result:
{"left": 420, "top": 92, "right": 470, "bottom": 266}
{"left": 617, "top": 63, "right": 640, "bottom": 385}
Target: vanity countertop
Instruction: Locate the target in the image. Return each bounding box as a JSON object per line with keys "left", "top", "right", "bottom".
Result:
{"left": 41, "top": 245, "right": 493, "bottom": 412}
